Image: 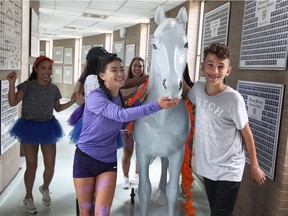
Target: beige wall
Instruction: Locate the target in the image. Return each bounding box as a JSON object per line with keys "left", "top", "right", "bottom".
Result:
{"left": 52, "top": 39, "right": 77, "bottom": 97}
{"left": 204, "top": 1, "right": 288, "bottom": 216}
{"left": 0, "top": 0, "right": 32, "bottom": 194}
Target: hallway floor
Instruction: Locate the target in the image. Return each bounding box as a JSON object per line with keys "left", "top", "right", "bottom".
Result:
{"left": 0, "top": 100, "right": 210, "bottom": 216}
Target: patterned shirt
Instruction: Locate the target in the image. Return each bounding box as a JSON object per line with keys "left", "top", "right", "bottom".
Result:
{"left": 17, "top": 80, "right": 62, "bottom": 121}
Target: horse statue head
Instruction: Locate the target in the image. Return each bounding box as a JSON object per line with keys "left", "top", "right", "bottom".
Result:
{"left": 134, "top": 6, "right": 190, "bottom": 216}
{"left": 148, "top": 6, "right": 188, "bottom": 99}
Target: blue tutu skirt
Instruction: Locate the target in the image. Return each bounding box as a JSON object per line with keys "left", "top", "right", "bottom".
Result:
{"left": 116, "top": 132, "right": 125, "bottom": 149}
{"left": 9, "top": 117, "right": 64, "bottom": 145}
{"left": 69, "top": 117, "right": 83, "bottom": 144}
{"left": 68, "top": 105, "right": 84, "bottom": 126}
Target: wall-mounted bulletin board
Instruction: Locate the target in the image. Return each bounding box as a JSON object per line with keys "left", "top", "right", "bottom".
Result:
{"left": 29, "top": 8, "right": 39, "bottom": 57}
{"left": 53, "top": 66, "right": 63, "bottom": 83}
{"left": 239, "top": 0, "right": 288, "bottom": 70}
{"left": 125, "top": 44, "right": 135, "bottom": 66}
{"left": 113, "top": 41, "right": 125, "bottom": 61}
{"left": 1, "top": 80, "right": 18, "bottom": 155}
{"left": 202, "top": 2, "right": 230, "bottom": 52}
{"left": 53, "top": 47, "right": 63, "bottom": 64}
{"left": 94, "top": 44, "right": 104, "bottom": 48}
{"left": 0, "top": 0, "right": 22, "bottom": 70}
{"left": 147, "top": 34, "right": 154, "bottom": 71}
{"left": 237, "top": 80, "right": 285, "bottom": 180}
{"left": 63, "top": 66, "right": 73, "bottom": 84}
{"left": 64, "top": 48, "right": 73, "bottom": 65}
{"left": 81, "top": 45, "right": 91, "bottom": 64}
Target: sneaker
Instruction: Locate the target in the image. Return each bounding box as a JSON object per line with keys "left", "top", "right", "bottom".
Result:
{"left": 23, "top": 198, "right": 37, "bottom": 214}
{"left": 39, "top": 186, "right": 51, "bottom": 206}
{"left": 122, "top": 177, "right": 130, "bottom": 189}
{"left": 130, "top": 173, "right": 139, "bottom": 184}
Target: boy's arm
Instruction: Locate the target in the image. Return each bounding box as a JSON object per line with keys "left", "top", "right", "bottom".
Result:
{"left": 241, "top": 123, "right": 266, "bottom": 185}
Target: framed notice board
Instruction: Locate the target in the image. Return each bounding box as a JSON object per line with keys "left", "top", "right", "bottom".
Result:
{"left": 0, "top": 0, "right": 22, "bottom": 70}
{"left": 1, "top": 80, "right": 18, "bottom": 155}
{"left": 202, "top": 2, "right": 230, "bottom": 53}
{"left": 113, "top": 41, "right": 125, "bottom": 61}
{"left": 237, "top": 80, "right": 284, "bottom": 180}
{"left": 239, "top": 0, "right": 288, "bottom": 70}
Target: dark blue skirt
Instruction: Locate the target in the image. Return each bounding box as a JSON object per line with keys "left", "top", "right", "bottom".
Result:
{"left": 9, "top": 117, "right": 64, "bottom": 145}
{"left": 69, "top": 117, "right": 83, "bottom": 144}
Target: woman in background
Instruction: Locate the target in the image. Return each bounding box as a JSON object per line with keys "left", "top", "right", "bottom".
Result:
{"left": 120, "top": 57, "right": 146, "bottom": 189}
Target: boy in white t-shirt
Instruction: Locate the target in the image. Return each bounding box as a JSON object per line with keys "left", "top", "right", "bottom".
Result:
{"left": 187, "top": 43, "right": 266, "bottom": 215}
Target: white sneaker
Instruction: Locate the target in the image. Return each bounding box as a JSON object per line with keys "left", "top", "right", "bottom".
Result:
{"left": 122, "top": 177, "right": 130, "bottom": 189}
{"left": 39, "top": 186, "right": 51, "bottom": 206}
{"left": 23, "top": 198, "right": 37, "bottom": 214}
{"left": 130, "top": 173, "right": 139, "bottom": 184}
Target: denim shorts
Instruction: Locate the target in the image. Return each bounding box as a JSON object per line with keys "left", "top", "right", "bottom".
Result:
{"left": 73, "top": 148, "right": 117, "bottom": 178}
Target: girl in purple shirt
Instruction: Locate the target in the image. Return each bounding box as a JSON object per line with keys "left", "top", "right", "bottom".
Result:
{"left": 73, "top": 55, "right": 180, "bottom": 216}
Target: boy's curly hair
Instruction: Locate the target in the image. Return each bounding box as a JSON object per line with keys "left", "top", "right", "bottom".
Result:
{"left": 203, "top": 43, "right": 230, "bottom": 62}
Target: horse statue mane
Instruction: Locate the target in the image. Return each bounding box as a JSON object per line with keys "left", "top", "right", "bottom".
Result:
{"left": 133, "top": 6, "right": 190, "bottom": 216}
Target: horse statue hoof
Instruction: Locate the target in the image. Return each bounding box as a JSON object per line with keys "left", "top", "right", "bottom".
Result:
{"left": 151, "top": 189, "right": 168, "bottom": 205}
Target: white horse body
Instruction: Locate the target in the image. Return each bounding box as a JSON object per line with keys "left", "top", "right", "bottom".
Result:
{"left": 133, "top": 6, "right": 190, "bottom": 216}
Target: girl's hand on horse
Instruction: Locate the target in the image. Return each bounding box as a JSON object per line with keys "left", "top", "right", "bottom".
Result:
{"left": 157, "top": 96, "right": 181, "bottom": 109}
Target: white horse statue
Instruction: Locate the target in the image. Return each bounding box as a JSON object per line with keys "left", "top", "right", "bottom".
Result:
{"left": 133, "top": 6, "right": 190, "bottom": 216}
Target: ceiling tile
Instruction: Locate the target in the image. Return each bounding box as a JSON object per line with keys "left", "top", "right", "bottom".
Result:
{"left": 38, "top": 0, "right": 188, "bottom": 40}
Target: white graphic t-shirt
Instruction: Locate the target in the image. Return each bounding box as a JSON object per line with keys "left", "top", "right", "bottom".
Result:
{"left": 188, "top": 80, "right": 248, "bottom": 182}
{"left": 84, "top": 75, "right": 99, "bottom": 97}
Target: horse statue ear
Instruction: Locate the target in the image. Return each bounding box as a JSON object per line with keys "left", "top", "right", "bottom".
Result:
{"left": 175, "top": 7, "right": 188, "bottom": 25}
{"left": 155, "top": 5, "right": 166, "bottom": 25}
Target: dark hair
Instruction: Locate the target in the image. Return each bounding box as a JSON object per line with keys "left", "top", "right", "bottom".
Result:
{"left": 127, "top": 57, "right": 145, "bottom": 79}
{"left": 203, "top": 43, "right": 230, "bottom": 62}
{"left": 29, "top": 56, "right": 54, "bottom": 81}
{"left": 78, "top": 57, "right": 100, "bottom": 84}
{"left": 79, "top": 47, "right": 116, "bottom": 84}
{"left": 183, "top": 63, "right": 193, "bottom": 88}
{"left": 86, "top": 47, "right": 116, "bottom": 64}
{"left": 97, "top": 55, "right": 124, "bottom": 101}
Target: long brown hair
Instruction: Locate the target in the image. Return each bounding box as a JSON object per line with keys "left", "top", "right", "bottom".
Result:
{"left": 127, "top": 57, "right": 145, "bottom": 79}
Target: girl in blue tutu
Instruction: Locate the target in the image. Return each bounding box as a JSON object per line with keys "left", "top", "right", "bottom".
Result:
{"left": 6, "top": 56, "right": 76, "bottom": 214}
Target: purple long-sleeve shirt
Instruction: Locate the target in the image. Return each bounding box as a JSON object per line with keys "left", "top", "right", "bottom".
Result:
{"left": 76, "top": 88, "right": 161, "bottom": 162}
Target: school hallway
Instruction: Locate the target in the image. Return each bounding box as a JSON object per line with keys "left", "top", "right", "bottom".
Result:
{"left": 0, "top": 99, "right": 210, "bottom": 216}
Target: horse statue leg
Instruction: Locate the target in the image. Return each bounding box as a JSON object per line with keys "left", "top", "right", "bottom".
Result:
{"left": 152, "top": 157, "right": 168, "bottom": 205}
{"left": 167, "top": 145, "right": 185, "bottom": 216}
{"left": 136, "top": 145, "right": 152, "bottom": 216}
